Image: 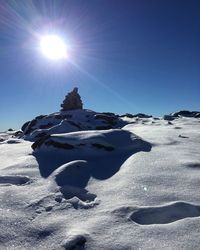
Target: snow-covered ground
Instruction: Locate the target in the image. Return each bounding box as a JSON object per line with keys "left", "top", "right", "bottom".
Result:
{"left": 0, "top": 112, "right": 200, "bottom": 249}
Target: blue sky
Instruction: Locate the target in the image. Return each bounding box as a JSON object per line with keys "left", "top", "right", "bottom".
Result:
{"left": 0, "top": 0, "right": 200, "bottom": 130}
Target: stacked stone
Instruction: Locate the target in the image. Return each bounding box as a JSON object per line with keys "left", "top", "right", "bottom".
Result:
{"left": 60, "top": 87, "right": 83, "bottom": 111}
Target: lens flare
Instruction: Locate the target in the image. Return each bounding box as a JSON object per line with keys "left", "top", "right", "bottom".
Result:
{"left": 40, "top": 35, "right": 67, "bottom": 60}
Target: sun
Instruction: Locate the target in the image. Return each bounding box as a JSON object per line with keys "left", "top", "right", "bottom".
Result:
{"left": 40, "top": 35, "right": 67, "bottom": 60}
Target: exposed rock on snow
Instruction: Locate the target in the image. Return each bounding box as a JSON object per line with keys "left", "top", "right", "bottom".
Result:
{"left": 120, "top": 113, "right": 152, "bottom": 118}
{"left": 21, "top": 109, "right": 126, "bottom": 141}
{"left": 7, "top": 128, "right": 14, "bottom": 131}
{"left": 5, "top": 139, "right": 22, "bottom": 144}
{"left": 0, "top": 137, "right": 24, "bottom": 145}
{"left": 132, "top": 113, "right": 152, "bottom": 118}
{"left": 163, "top": 115, "right": 175, "bottom": 121}
{"left": 94, "top": 113, "right": 117, "bottom": 124}
{"left": 32, "top": 129, "right": 150, "bottom": 155}
{"left": 170, "top": 110, "right": 200, "bottom": 118}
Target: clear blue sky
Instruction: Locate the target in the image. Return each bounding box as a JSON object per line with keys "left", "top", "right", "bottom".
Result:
{"left": 0, "top": 0, "right": 199, "bottom": 130}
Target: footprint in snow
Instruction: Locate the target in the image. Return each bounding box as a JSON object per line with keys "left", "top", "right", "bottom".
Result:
{"left": 186, "top": 163, "right": 200, "bottom": 169}
{"left": 62, "top": 231, "right": 88, "bottom": 250}
{"left": 113, "top": 201, "right": 200, "bottom": 225}
{"left": 0, "top": 175, "right": 30, "bottom": 185}
{"left": 130, "top": 201, "right": 200, "bottom": 225}
{"left": 6, "top": 139, "right": 22, "bottom": 144}
{"left": 60, "top": 185, "right": 98, "bottom": 209}
{"left": 178, "top": 134, "right": 189, "bottom": 138}
{"left": 174, "top": 126, "right": 182, "bottom": 129}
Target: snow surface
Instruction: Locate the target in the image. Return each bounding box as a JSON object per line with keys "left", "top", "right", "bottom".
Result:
{"left": 0, "top": 114, "right": 200, "bottom": 249}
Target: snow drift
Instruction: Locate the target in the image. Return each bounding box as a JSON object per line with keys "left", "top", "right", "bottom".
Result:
{"left": 0, "top": 110, "right": 200, "bottom": 249}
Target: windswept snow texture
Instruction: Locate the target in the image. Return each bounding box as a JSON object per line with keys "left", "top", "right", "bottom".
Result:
{"left": 0, "top": 112, "right": 200, "bottom": 249}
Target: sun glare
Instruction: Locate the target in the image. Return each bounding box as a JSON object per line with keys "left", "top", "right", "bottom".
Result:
{"left": 40, "top": 35, "right": 67, "bottom": 60}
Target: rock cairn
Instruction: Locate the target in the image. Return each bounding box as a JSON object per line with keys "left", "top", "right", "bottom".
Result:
{"left": 60, "top": 87, "right": 83, "bottom": 111}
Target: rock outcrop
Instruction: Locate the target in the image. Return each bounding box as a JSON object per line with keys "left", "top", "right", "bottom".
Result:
{"left": 170, "top": 110, "right": 200, "bottom": 118}
{"left": 20, "top": 109, "right": 126, "bottom": 142}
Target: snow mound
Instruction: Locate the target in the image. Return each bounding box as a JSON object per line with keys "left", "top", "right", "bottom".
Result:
{"left": 130, "top": 202, "right": 200, "bottom": 225}
{"left": 48, "top": 161, "right": 99, "bottom": 209}
{"left": 20, "top": 109, "right": 127, "bottom": 141}
{"left": 32, "top": 129, "right": 151, "bottom": 182}
{"left": 49, "top": 160, "right": 89, "bottom": 188}
{"left": 32, "top": 129, "right": 150, "bottom": 154}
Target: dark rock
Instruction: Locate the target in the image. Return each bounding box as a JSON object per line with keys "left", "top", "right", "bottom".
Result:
{"left": 55, "top": 114, "right": 73, "bottom": 119}
{"left": 95, "top": 125, "right": 112, "bottom": 130}
{"left": 163, "top": 115, "right": 174, "bottom": 121}
{"left": 54, "top": 115, "right": 62, "bottom": 119}
{"left": 171, "top": 110, "right": 200, "bottom": 118}
{"left": 35, "top": 132, "right": 47, "bottom": 139}
{"left": 21, "top": 121, "right": 30, "bottom": 132}
{"left": 31, "top": 135, "right": 51, "bottom": 150}
{"left": 32, "top": 135, "right": 75, "bottom": 151}
{"left": 67, "top": 120, "right": 82, "bottom": 129}
{"left": 55, "top": 196, "right": 62, "bottom": 203}
{"left": 39, "top": 123, "right": 53, "bottom": 129}
{"left": 35, "top": 115, "right": 46, "bottom": 120}
{"left": 24, "top": 119, "right": 37, "bottom": 135}
{"left": 92, "top": 143, "right": 114, "bottom": 151}
{"left": 45, "top": 140, "right": 75, "bottom": 150}
{"left": 102, "top": 112, "right": 116, "bottom": 116}
{"left": 133, "top": 113, "right": 152, "bottom": 118}
{"left": 14, "top": 131, "right": 23, "bottom": 136}
{"left": 7, "top": 128, "right": 14, "bottom": 131}
{"left": 94, "top": 114, "right": 117, "bottom": 125}
{"left": 64, "top": 114, "right": 73, "bottom": 119}
{"left": 120, "top": 113, "right": 134, "bottom": 118}
{"left": 45, "top": 206, "right": 52, "bottom": 212}
{"left": 62, "top": 234, "right": 86, "bottom": 249}
{"left": 120, "top": 113, "right": 152, "bottom": 118}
